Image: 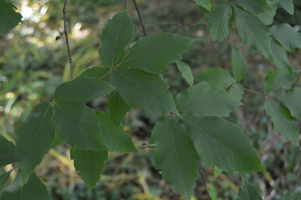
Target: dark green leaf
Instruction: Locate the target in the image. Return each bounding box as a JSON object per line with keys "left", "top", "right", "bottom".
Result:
{"left": 0, "top": 171, "right": 11, "bottom": 197}
{"left": 270, "top": 38, "right": 293, "bottom": 74}
{"left": 176, "top": 61, "right": 194, "bottom": 86}
{"left": 234, "top": 5, "right": 273, "bottom": 61}
{"left": 110, "top": 68, "right": 179, "bottom": 114}
{"left": 120, "top": 33, "right": 197, "bottom": 73}
{"left": 213, "top": 166, "right": 223, "bottom": 178}
{"left": 183, "top": 116, "right": 265, "bottom": 173}
{"left": 53, "top": 77, "right": 115, "bottom": 103}
{"left": 195, "top": 67, "right": 235, "bottom": 88}
{"left": 53, "top": 100, "right": 107, "bottom": 151}
{"left": 264, "top": 97, "right": 299, "bottom": 146}
{"left": 276, "top": 88, "right": 301, "bottom": 121}
{"left": 198, "top": 5, "right": 210, "bottom": 14}
{"left": 274, "top": 0, "right": 294, "bottom": 15}
{"left": 0, "top": 172, "right": 51, "bottom": 200}
{"left": 193, "top": 0, "right": 211, "bottom": 12}
{"left": 238, "top": 176, "right": 262, "bottom": 200}
{"left": 231, "top": 0, "right": 269, "bottom": 14}
{"left": 0, "top": 0, "right": 22, "bottom": 35}
{"left": 204, "top": 0, "right": 233, "bottom": 41}
{"left": 270, "top": 23, "right": 301, "bottom": 52}
{"left": 80, "top": 66, "right": 110, "bottom": 82}
{"left": 264, "top": 68, "right": 296, "bottom": 93}
{"left": 108, "top": 90, "right": 131, "bottom": 127}
{"left": 70, "top": 147, "right": 108, "bottom": 193}
{"left": 0, "top": 136, "right": 16, "bottom": 167}
{"left": 285, "top": 192, "right": 301, "bottom": 200}
{"left": 149, "top": 114, "right": 198, "bottom": 200}
{"left": 98, "top": 10, "right": 134, "bottom": 68}
{"left": 231, "top": 45, "right": 247, "bottom": 81}
{"left": 16, "top": 102, "right": 54, "bottom": 184}
{"left": 257, "top": 1, "right": 277, "bottom": 25}
{"left": 229, "top": 82, "right": 244, "bottom": 102}
{"left": 175, "top": 82, "right": 241, "bottom": 117}
{"left": 95, "top": 111, "right": 138, "bottom": 153}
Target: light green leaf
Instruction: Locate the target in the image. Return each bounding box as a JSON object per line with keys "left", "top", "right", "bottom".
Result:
{"left": 195, "top": 67, "right": 235, "bottom": 88}
{"left": 231, "top": 45, "right": 247, "bottom": 81}
{"left": 0, "top": 136, "right": 16, "bottom": 167}
{"left": 70, "top": 147, "right": 108, "bottom": 193}
{"left": 0, "top": 172, "right": 51, "bottom": 200}
{"left": 120, "top": 33, "right": 197, "bottom": 73}
{"left": 0, "top": 0, "right": 22, "bottom": 35}
{"left": 274, "top": 0, "right": 294, "bottom": 15}
{"left": 16, "top": 102, "right": 54, "bottom": 184}
{"left": 175, "top": 82, "right": 241, "bottom": 117}
{"left": 270, "top": 38, "right": 293, "bottom": 74}
{"left": 231, "top": 0, "right": 269, "bottom": 14}
{"left": 0, "top": 171, "right": 11, "bottom": 197}
{"left": 229, "top": 82, "right": 244, "bottom": 102}
{"left": 257, "top": 1, "right": 277, "bottom": 25}
{"left": 285, "top": 192, "right": 301, "bottom": 200}
{"left": 193, "top": 0, "right": 211, "bottom": 12}
{"left": 276, "top": 88, "right": 301, "bottom": 121}
{"left": 270, "top": 23, "right": 301, "bottom": 52}
{"left": 264, "top": 68, "right": 296, "bottom": 93}
{"left": 149, "top": 114, "right": 198, "bottom": 200}
{"left": 264, "top": 97, "right": 299, "bottom": 146}
{"left": 183, "top": 116, "right": 265, "bottom": 173}
{"left": 238, "top": 176, "right": 262, "bottom": 200}
{"left": 234, "top": 5, "right": 273, "bottom": 61}
{"left": 204, "top": 0, "right": 233, "bottom": 41}
{"left": 80, "top": 66, "right": 110, "bottom": 82}
{"left": 51, "top": 132, "right": 65, "bottom": 146}
{"left": 213, "top": 166, "right": 223, "bottom": 178}
{"left": 176, "top": 61, "right": 194, "bottom": 86}
{"left": 53, "top": 100, "right": 107, "bottom": 151}
{"left": 110, "top": 68, "right": 179, "bottom": 114}
{"left": 98, "top": 10, "right": 134, "bottom": 69}
{"left": 95, "top": 111, "right": 138, "bottom": 153}
{"left": 108, "top": 90, "right": 131, "bottom": 127}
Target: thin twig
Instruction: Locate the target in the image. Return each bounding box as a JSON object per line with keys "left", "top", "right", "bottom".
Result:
{"left": 243, "top": 88, "right": 279, "bottom": 102}
{"left": 198, "top": 161, "right": 212, "bottom": 200}
{"left": 62, "top": 0, "right": 73, "bottom": 80}
{"left": 133, "top": 0, "right": 147, "bottom": 36}
{"left": 143, "top": 22, "right": 206, "bottom": 27}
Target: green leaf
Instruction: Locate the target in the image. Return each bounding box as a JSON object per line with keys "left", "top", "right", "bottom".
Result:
{"left": 198, "top": 5, "right": 210, "bottom": 14}
{"left": 238, "top": 176, "right": 262, "bottom": 200}
{"left": 0, "top": 136, "right": 16, "bottom": 167}
{"left": 270, "top": 38, "right": 293, "bottom": 74}
{"left": 149, "top": 114, "right": 198, "bottom": 200}
{"left": 53, "top": 100, "right": 107, "bottom": 151}
{"left": 193, "top": 0, "right": 211, "bottom": 12}
{"left": 285, "top": 192, "right": 301, "bottom": 200}
{"left": 195, "top": 67, "right": 235, "bottom": 88}
{"left": 98, "top": 10, "right": 134, "bottom": 69}
{"left": 276, "top": 88, "right": 301, "bottom": 121}
{"left": 264, "top": 97, "right": 299, "bottom": 146}
{"left": 274, "top": 0, "right": 294, "bottom": 15}
{"left": 51, "top": 132, "right": 65, "bottom": 146}
{"left": 0, "top": 172, "right": 51, "bottom": 200}
{"left": 120, "top": 33, "right": 197, "bottom": 73}
{"left": 110, "top": 68, "right": 179, "bottom": 114}
{"left": 70, "top": 147, "right": 108, "bottom": 193}
{"left": 183, "top": 116, "right": 265, "bottom": 173}
{"left": 264, "top": 68, "right": 296, "bottom": 93}
{"left": 231, "top": 0, "right": 269, "bottom": 14}
{"left": 108, "top": 90, "right": 131, "bottom": 127}
{"left": 175, "top": 82, "right": 241, "bottom": 117}
{"left": 270, "top": 23, "right": 301, "bottom": 52}
{"left": 229, "top": 82, "right": 244, "bottom": 102}
{"left": 16, "top": 102, "right": 54, "bottom": 184}
{"left": 53, "top": 77, "right": 115, "bottom": 103}
{"left": 80, "top": 66, "right": 110, "bottom": 82}
{"left": 257, "top": 1, "right": 277, "bottom": 25}
{"left": 213, "top": 166, "right": 223, "bottom": 178}
{"left": 176, "top": 61, "right": 194, "bottom": 86}
{"left": 231, "top": 46, "right": 247, "bottom": 81}
{"left": 0, "top": 171, "right": 11, "bottom": 197}
{"left": 204, "top": 0, "right": 233, "bottom": 41}
{"left": 95, "top": 111, "right": 138, "bottom": 153}
{"left": 0, "top": 0, "right": 22, "bottom": 35}
{"left": 233, "top": 5, "right": 273, "bottom": 61}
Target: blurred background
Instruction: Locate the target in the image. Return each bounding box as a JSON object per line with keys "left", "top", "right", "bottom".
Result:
{"left": 1, "top": 0, "right": 301, "bottom": 199}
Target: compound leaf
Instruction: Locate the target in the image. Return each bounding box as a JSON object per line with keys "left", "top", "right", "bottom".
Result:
{"left": 80, "top": 66, "right": 110, "bottom": 82}
{"left": 120, "top": 33, "right": 197, "bottom": 73}
{"left": 110, "top": 68, "right": 179, "bottom": 114}
{"left": 232, "top": 0, "right": 269, "bottom": 14}
{"left": 175, "top": 82, "right": 241, "bottom": 117}
{"left": 70, "top": 147, "right": 108, "bottom": 193}
{"left": 270, "top": 38, "right": 293, "bottom": 74}
{"left": 264, "top": 68, "right": 296, "bottom": 93}
{"left": 193, "top": 0, "right": 211, "bottom": 12}
{"left": 238, "top": 176, "right": 262, "bottom": 200}
{"left": 176, "top": 61, "right": 194, "bottom": 86}
{"left": 274, "top": 0, "right": 294, "bottom": 15}
{"left": 264, "top": 97, "right": 299, "bottom": 146}
{"left": 16, "top": 102, "right": 54, "bottom": 184}
{"left": 231, "top": 46, "right": 247, "bottom": 81}
{"left": 276, "top": 88, "right": 301, "bottom": 121}
{"left": 95, "top": 111, "right": 138, "bottom": 153}
{"left": 183, "top": 116, "right": 265, "bottom": 173}
{"left": 229, "top": 82, "right": 244, "bottom": 102}
{"left": 204, "top": 0, "right": 233, "bottom": 41}
{"left": 149, "top": 114, "right": 198, "bottom": 200}
{"left": 0, "top": 171, "right": 11, "bottom": 197}
{"left": 0, "top": 0, "right": 22, "bottom": 35}
{"left": 98, "top": 10, "right": 134, "bottom": 68}
{"left": 0, "top": 136, "right": 16, "bottom": 167}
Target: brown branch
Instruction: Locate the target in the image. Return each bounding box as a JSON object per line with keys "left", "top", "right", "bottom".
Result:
{"left": 143, "top": 22, "right": 206, "bottom": 27}
{"left": 133, "top": 0, "right": 147, "bottom": 36}
{"left": 243, "top": 88, "right": 279, "bottom": 102}
{"left": 198, "top": 161, "right": 212, "bottom": 200}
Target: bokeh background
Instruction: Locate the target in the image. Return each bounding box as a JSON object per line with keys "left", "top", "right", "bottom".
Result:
{"left": 1, "top": 0, "right": 301, "bottom": 199}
